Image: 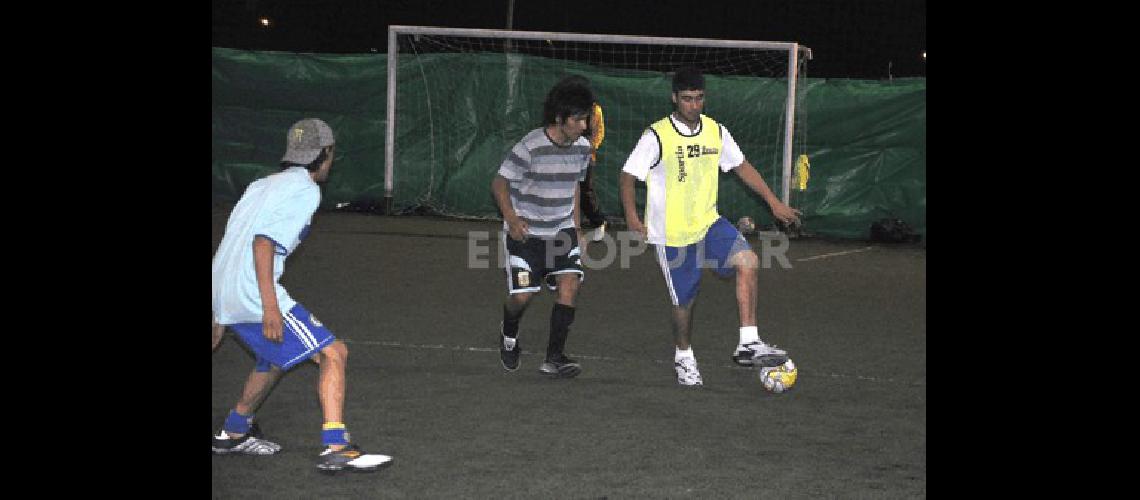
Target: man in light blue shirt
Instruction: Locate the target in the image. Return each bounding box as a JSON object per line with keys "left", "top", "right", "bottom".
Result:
{"left": 211, "top": 118, "right": 392, "bottom": 474}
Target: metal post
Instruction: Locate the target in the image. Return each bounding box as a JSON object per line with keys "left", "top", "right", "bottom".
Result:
{"left": 384, "top": 27, "right": 397, "bottom": 215}
{"left": 781, "top": 44, "right": 800, "bottom": 205}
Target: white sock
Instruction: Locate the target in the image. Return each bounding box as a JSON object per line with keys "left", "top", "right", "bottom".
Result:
{"left": 739, "top": 326, "right": 760, "bottom": 345}
{"left": 675, "top": 347, "right": 695, "bottom": 362}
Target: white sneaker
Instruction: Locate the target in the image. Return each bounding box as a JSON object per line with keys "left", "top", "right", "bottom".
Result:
{"left": 675, "top": 356, "right": 703, "bottom": 386}
{"left": 317, "top": 443, "right": 393, "bottom": 473}
{"left": 732, "top": 341, "right": 788, "bottom": 367}
{"left": 211, "top": 430, "right": 282, "bottom": 455}
{"left": 586, "top": 222, "right": 606, "bottom": 242}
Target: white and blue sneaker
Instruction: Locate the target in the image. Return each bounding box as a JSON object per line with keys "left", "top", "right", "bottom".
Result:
{"left": 211, "top": 425, "right": 282, "bottom": 456}
{"left": 675, "top": 356, "right": 703, "bottom": 386}
{"left": 732, "top": 341, "right": 788, "bottom": 367}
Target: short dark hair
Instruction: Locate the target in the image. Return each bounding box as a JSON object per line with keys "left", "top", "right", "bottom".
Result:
{"left": 672, "top": 67, "right": 705, "bottom": 93}
{"left": 280, "top": 145, "right": 331, "bottom": 172}
{"left": 543, "top": 76, "right": 595, "bottom": 126}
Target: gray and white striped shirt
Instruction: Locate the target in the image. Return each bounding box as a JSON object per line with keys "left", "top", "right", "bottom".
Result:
{"left": 497, "top": 128, "right": 590, "bottom": 237}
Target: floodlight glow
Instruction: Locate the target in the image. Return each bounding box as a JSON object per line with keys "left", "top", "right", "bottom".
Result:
{"left": 259, "top": 18, "right": 271, "bottom": 28}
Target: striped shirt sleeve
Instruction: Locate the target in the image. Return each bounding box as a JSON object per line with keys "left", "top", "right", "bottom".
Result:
{"left": 497, "top": 141, "right": 531, "bottom": 181}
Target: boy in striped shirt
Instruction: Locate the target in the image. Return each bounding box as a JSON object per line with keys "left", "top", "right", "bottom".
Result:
{"left": 491, "top": 77, "right": 595, "bottom": 378}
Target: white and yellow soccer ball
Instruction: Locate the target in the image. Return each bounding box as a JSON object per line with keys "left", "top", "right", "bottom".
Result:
{"left": 759, "top": 359, "right": 797, "bottom": 393}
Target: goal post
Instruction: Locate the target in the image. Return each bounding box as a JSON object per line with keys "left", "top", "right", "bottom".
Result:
{"left": 384, "top": 25, "right": 811, "bottom": 222}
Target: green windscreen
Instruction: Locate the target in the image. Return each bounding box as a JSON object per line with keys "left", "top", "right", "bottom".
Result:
{"left": 213, "top": 47, "right": 924, "bottom": 240}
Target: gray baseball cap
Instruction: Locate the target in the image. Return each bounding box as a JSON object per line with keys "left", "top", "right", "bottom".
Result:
{"left": 281, "top": 118, "right": 335, "bottom": 165}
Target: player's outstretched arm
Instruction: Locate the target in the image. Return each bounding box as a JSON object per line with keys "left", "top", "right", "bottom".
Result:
{"left": 734, "top": 160, "right": 802, "bottom": 225}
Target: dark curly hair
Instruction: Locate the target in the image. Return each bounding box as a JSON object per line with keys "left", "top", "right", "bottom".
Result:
{"left": 543, "top": 76, "right": 595, "bottom": 126}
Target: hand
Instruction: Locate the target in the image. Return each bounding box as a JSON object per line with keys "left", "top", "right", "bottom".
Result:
{"left": 626, "top": 218, "right": 648, "bottom": 240}
{"left": 262, "top": 307, "right": 284, "bottom": 343}
{"left": 212, "top": 321, "right": 225, "bottom": 351}
{"left": 507, "top": 216, "right": 529, "bottom": 242}
{"left": 770, "top": 202, "right": 802, "bottom": 226}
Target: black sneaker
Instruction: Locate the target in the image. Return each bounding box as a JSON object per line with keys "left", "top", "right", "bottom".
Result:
{"left": 539, "top": 354, "right": 581, "bottom": 378}
{"left": 316, "top": 443, "right": 393, "bottom": 474}
{"left": 212, "top": 423, "right": 282, "bottom": 455}
{"left": 500, "top": 326, "right": 520, "bottom": 371}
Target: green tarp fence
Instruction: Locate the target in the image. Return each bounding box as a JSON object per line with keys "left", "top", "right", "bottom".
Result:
{"left": 213, "top": 47, "right": 925, "bottom": 240}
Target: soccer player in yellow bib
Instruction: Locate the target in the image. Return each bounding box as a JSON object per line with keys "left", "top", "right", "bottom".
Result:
{"left": 619, "top": 67, "right": 802, "bottom": 386}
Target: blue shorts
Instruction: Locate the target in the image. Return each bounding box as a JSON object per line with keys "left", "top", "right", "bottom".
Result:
{"left": 654, "top": 217, "right": 752, "bottom": 306}
{"left": 229, "top": 303, "right": 337, "bottom": 371}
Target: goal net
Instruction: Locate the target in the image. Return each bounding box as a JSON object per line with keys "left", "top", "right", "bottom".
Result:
{"left": 385, "top": 25, "right": 810, "bottom": 227}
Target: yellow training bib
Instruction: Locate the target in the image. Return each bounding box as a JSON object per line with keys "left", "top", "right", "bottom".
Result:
{"left": 647, "top": 115, "right": 723, "bottom": 246}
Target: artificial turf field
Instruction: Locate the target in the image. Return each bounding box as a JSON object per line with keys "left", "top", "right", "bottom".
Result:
{"left": 211, "top": 206, "right": 926, "bottom": 498}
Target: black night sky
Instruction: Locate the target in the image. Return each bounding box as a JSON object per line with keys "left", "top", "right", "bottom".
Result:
{"left": 212, "top": 0, "right": 926, "bottom": 79}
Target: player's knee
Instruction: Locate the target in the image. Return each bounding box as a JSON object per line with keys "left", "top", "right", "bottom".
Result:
{"left": 321, "top": 340, "right": 348, "bottom": 364}
{"left": 733, "top": 249, "right": 759, "bottom": 272}
{"left": 558, "top": 289, "right": 577, "bottom": 306}
{"left": 511, "top": 291, "right": 535, "bottom": 306}
{"left": 558, "top": 276, "right": 581, "bottom": 297}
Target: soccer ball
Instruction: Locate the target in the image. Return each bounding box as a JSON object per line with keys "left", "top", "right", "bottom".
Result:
{"left": 737, "top": 216, "right": 756, "bottom": 235}
{"left": 758, "top": 359, "right": 797, "bottom": 393}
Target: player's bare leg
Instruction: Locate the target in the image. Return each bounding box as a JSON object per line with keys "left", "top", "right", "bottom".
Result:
{"left": 729, "top": 249, "right": 760, "bottom": 327}
{"left": 555, "top": 274, "right": 579, "bottom": 306}
{"left": 231, "top": 366, "right": 284, "bottom": 430}
{"left": 671, "top": 302, "right": 695, "bottom": 350}
{"left": 318, "top": 341, "right": 349, "bottom": 451}
{"left": 728, "top": 248, "right": 787, "bottom": 367}
{"left": 213, "top": 364, "right": 284, "bottom": 455}
{"left": 671, "top": 301, "right": 702, "bottom": 385}
{"left": 506, "top": 291, "right": 535, "bottom": 316}
{"left": 313, "top": 339, "right": 393, "bottom": 472}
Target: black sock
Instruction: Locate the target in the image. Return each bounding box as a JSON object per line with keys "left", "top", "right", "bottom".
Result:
{"left": 503, "top": 304, "right": 523, "bottom": 338}
{"left": 547, "top": 303, "right": 576, "bottom": 359}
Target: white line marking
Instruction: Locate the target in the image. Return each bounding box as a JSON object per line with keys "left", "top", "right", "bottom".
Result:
{"left": 338, "top": 338, "right": 921, "bottom": 386}
{"left": 796, "top": 246, "right": 874, "bottom": 262}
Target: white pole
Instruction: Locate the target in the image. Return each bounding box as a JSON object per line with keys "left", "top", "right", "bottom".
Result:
{"left": 384, "top": 27, "right": 397, "bottom": 214}
{"left": 388, "top": 25, "right": 799, "bottom": 51}
{"left": 781, "top": 44, "right": 800, "bottom": 205}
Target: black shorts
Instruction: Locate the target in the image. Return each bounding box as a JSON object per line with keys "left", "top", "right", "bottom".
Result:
{"left": 503, "top": 228, "right": 584, "bottom": 294}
